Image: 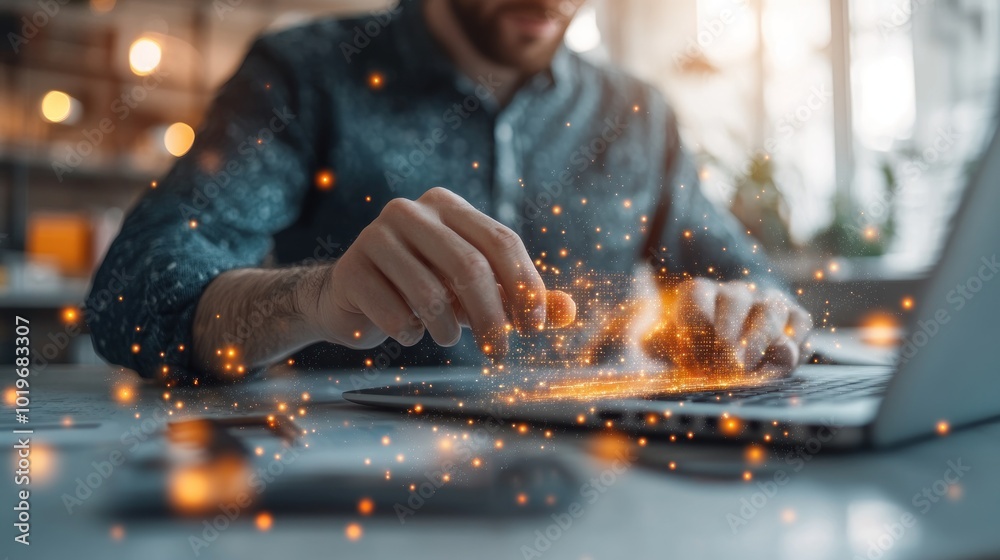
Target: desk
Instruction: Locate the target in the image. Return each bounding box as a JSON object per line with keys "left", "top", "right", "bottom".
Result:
{"left": 2, "top": 365, "right": 998, "bottom": 560}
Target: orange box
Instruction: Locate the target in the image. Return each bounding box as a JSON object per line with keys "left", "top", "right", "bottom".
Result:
{"left": 26, "top": 212, "right": 94, "bottom": 277}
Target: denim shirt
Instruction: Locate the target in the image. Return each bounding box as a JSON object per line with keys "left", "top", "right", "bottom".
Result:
{"left": 87, "top": 0, "right": 779, "bottom": 383}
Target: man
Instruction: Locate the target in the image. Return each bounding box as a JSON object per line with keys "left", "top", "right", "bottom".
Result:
{"left": 87, "top": 0, "right": 811, "bottom": 384}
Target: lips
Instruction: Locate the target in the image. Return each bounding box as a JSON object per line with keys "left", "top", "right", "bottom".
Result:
{"left": 503, "top": 8, "right": 561, "bottom": 38}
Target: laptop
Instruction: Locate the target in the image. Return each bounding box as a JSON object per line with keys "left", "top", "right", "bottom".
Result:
{"left": 343, "top": 126, "right": 1000, "bottom": 450}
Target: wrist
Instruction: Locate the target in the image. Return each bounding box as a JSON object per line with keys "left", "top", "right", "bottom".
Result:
{"left": 293, "top": 262, "right": 339, "bottom": 343}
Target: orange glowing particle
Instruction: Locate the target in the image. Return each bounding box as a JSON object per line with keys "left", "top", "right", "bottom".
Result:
{"left": 364, "top": 358, "right": 373, "bottom": 367}
{"left": 345, "top": 522, "right": 363, "bottom": 541}
{"left": 936, "top": 421, "right": 950, "bottom": 435}
{"left": 255, "top": 512, "right": 273, "bottom": 531}
{"left": 414, "top": 404, "right": 423, "bottom": 413}
{"left": 115, "top": 385, "right": 134, "bottom": 403}
{"left": 381, "top": 435, "right": 390, "bottom": 445}
{"left": 368, "top": 72, "right": 384, "bottom": 89}
{"left": 623, "top": 199, "right": 632, "bottom": 208}
{"left": 743, "top": 471, "right": 753, "bottom": 481}
{"left": 471, "top": 458, "right": 482, "bottom": 467}
{"left": 552, "top": 205, "right": 562, "bottom": 215}
{"left": 814, "top": 270, "right": 824, "bottom": 280}
{"left": 668, "top": 461, "right": 677, "bottom": 470}
{"left": 358, "top": 498, "right": 375, "bottom": 516}
{"left": 315, "top": 170, "right": 336, "bottom": 190}
{"left": 151, "top": 181, "right": 158, "bottom": 188}
{"left": 110, "top": 524, "right": 125, "bottom": 541}
{"left": 61, "top": 307, "right": 78, "bottom": 323}
{"left": 354, "top": 330, "right": 362, "bottom": 339}
{"left": 638, "top": 437, "right": 647, "bottom": 446}
{"left": 131, "top": 344, "right": 141, "bottom": 354}
{"left": 576, "top": 414, "right": 586, "bottom": 424}
{"left": 482, "top": 344, "right": 492, "bottom": 354}
{"left": 472, "top": 161, "right": 480, "bottom": 169}
{"left": 189, "top": 220, "right": 198, "bottom": 229}
{"left": 495, "top": 439, "right": 504, "bottom": 449}
{"left": 516, "top": 493, "right": 528, "bottom": 505}
{"left": 902, "top": 297, "right": 914, "bottom": 310}
{"left": 721, "top": 417, "right": 741, "bottom": 435}
{"left": 683, "top": 230, "right": 692, "bottom": 238}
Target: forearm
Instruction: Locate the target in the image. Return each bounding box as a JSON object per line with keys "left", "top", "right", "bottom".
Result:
{"left": 192, "top": 266, "right": 329, "bottom": 376}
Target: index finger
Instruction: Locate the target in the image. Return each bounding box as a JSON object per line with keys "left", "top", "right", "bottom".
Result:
{"left": 437, "top": 197, "right": 548, "bottom": 333}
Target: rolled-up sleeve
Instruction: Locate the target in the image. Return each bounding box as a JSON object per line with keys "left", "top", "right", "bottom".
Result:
{"left": 86, "top": 36, "right": 318, "bottom": 382}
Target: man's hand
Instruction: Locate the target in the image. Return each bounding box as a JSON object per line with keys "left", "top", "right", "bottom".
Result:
{"left": 642, "top": 278, "right": 812, "bottom": 379}
{"left": 307, "top": 187, "right": 574, "bottom": 357}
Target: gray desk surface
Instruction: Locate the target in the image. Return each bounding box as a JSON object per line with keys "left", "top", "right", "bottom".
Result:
{"left": 2, "top": 364, "right": 998, "bottom": 560}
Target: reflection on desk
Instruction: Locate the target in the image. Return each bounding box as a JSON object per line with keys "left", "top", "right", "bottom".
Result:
{"left": 2, "top": 365, "right": 997, "bottom": 560}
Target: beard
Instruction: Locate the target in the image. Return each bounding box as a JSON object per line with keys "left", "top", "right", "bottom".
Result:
{"left": 446, "top": 0, "right": 571, "bottom": 74}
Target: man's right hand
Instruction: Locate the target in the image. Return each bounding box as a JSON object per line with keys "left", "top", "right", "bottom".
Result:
{"left": 304, "top": 187, "right": 575, "bottom": 357}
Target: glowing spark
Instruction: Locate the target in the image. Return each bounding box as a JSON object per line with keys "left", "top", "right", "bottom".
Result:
{"left": 255, "top": 512, "right": 273, "bottom": 531}
{"left": 936, "top": 421, "right": 949, "bottom": 436}
{"left": 358, "top": 498, "right": 374, "bottom": 516}
{"left": 345, "top": 522, "right": 363, "bottom": 541}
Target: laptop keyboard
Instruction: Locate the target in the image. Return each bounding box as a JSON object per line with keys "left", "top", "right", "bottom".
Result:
{"left": 652, "top": 376, "right": 890, "bottom": 406}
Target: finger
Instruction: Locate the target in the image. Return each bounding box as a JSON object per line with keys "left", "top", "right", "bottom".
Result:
{"left": 784, "top": 306, "right": 813, "bottom": 347}
{"left": 428, "top": 188, "right": 548, "bottom": 332}
{"left": 740, "top": 299, "right": 790, "bottom": 370}
{"left": 673, "top": 278, "right": 719, "bottom": 365}
{"left": 367, "top": 231, "right": 463, "bottom": 347}
{"left": 386, "top": 200, "right": 508, "bottom": 356}
{"left": 712, "top": 283, "right": 755, "bottom": 366}
{"left": 344, "top": 260, "right": 424, "bottom": 347}
{"left": 669, "top": 277, "right": 717, "bottom": 326}
{"left": 545, "top": 290, "right": 576, "bottom": 329}
{"left": 758, "top": 334, "right": 799, "bottom": 376}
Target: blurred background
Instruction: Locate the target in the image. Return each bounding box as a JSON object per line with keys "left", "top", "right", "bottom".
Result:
{"left": 0, "top": 0, "right": 996, "bottom": 366}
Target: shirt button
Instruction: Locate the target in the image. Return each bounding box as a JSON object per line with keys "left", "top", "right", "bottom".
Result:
{"left": 496, "top": 123, "right": 513, "bottom": 143}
